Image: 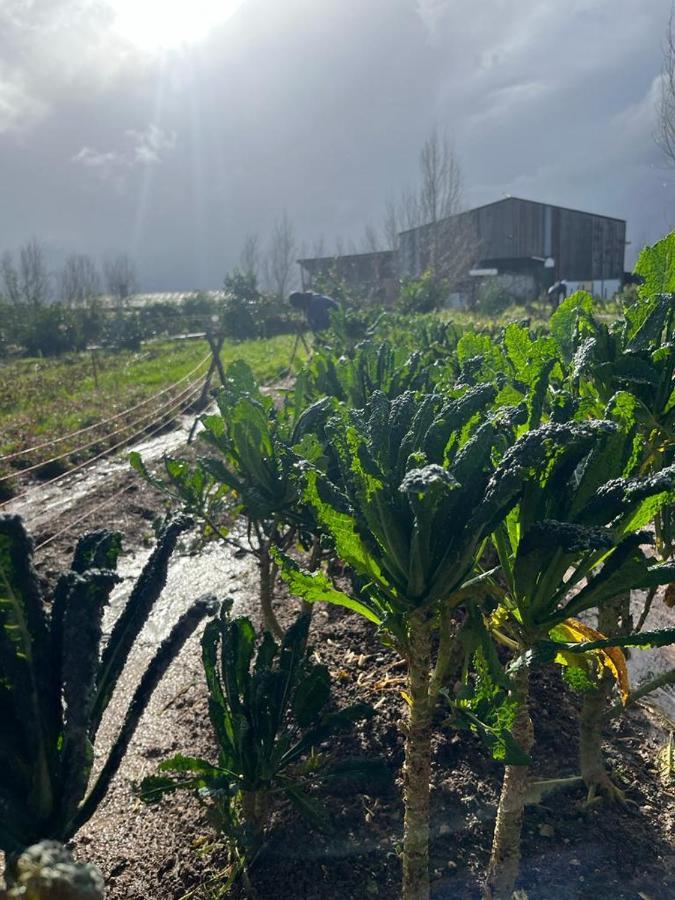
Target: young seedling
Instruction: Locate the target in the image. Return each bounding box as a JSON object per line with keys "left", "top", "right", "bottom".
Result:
{"left": 141, "top": 602, "right": 378, "bottom": 890}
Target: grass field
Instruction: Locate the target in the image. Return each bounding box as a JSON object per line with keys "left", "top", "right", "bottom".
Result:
{"left": 0, "top": 333, "right": 303, "bottom": 496}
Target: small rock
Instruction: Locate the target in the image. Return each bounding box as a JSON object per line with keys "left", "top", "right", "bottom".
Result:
{"left": 446, "top": 861, "right": 458, "bottom": 874}
{"left": 538, "top": 824, "right": 555, "bottom": 838}
{"left": 109, "top": 861, "right": 127, "bottom": 878}
{"left": 570, "top": 858, "right": 581, "bottom": 866}
{"left": 439, "top": 824, "right": 452, "bottom": 836}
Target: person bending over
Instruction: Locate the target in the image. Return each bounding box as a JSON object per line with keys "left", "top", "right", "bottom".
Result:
{"left": 288, "top": 291, "right": 339, "bottom": 333}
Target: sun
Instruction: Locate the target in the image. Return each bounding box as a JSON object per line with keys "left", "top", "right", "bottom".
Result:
{"left": 108, "top": 0, "right": 243, "bottom": 52}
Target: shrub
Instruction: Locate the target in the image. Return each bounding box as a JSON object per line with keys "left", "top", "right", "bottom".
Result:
{"left": 398, "top": 269, "right": 448, "bottom": 314}
{"left": 475, "top": 278, "right": 516, "bottom": 315}
{"left": 22, "top": 305, "right": 84, "bottom": 357}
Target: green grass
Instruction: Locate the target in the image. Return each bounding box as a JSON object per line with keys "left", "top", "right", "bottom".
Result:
{"left": 0, "top": 334, "right": 303, "bottom": 495}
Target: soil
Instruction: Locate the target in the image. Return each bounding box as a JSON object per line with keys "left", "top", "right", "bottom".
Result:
{"left": 4, "top": 427, "right": 674, "bottom": 900}
{"left": 79, "top": 570, "right": 675, "bottom": 900}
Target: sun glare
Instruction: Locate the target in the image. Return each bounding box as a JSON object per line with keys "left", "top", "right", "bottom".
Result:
{"left": 109, "top": 0, "right": 243, "bottom": 51}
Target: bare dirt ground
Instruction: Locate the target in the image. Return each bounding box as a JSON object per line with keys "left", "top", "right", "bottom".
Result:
{"left": 3, "top": 411, "right": 674, "bottom": 899}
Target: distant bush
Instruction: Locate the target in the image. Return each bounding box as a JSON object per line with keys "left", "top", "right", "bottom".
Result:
{"left": 104, "top": 310, "right": 143, "bottom": 350}
{"left": 22, "top": 305, "right": 85, "bottom": 356}
{"left": 0, "top": 280, "right": 296, "bottom": 359}
{"left": 221, "top": 269, "right": 295, "bottom": 341}
{"left": 475, "top": 278, "right": 517, "bottom": 315}
{"left": 221, "top": 271, "right": 261, "bottom": 339}
{"left": 311, "top": 267, "right": 371, "bottom": 306}
{"left": 398, "top": 269, "right": 448, "bottom": 314}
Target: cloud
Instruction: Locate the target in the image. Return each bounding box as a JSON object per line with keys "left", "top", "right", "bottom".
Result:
{"left": 0, "top": 75, "right": 47, "bottom": 133}
{"left": 72, "top": 125, "right": 176, "bottom": 180}
{"left": 128, "top": 124, "right": 177, "bottom": 164}
{"left": 416, "top": 0, "right": 451, "bottom": 41}
{"left": 0, "top": 0, "right": 673, "bottom": 286}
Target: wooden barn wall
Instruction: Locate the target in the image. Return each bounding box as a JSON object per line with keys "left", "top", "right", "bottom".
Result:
{"left": 469, "top": 199, "right": 625, "bottom": 280}
{"left": 470, "top": 199, "right": 546, "bottom": 260}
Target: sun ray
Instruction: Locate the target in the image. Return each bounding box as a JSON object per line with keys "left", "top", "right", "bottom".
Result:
{"left": 108, "top": 0, "right": 245, "bottom": 52}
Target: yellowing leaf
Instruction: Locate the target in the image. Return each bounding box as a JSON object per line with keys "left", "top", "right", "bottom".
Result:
{"left": 400, "top": 691, "right": 412, "bottom": 707}
{"left": 552, "top": 618, "right": 630, "bottom": 704}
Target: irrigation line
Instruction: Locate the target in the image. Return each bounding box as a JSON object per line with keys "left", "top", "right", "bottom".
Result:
{"left": 33, "top": 384, "right": 205, "bottom": 551}
{"left": 0, "top": 375, "right": 205, "bottom": 511}
{"left": 0, "top": 355, "right": 211, "bottom": 483}
{"left": 0, "top": 351, "right": 211, "bottom": 463}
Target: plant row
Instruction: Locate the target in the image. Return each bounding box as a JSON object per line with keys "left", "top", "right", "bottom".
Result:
{"left": 1, "top": 234, "right": 674, "bottom": 899}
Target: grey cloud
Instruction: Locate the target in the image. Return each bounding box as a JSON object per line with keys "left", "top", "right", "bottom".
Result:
{"left": 73, "top": 125, "right": 176, "bottom": 179}
{"left": 0, "top": 0, "right": 673, "bottom": 289}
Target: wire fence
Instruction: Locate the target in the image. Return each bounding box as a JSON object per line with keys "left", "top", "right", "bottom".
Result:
{"left": 0, "top": 345, "right": 214, "bottom": 517}
{"left": 0, "top": 352, "right": 211, "bottom": 466}
{"left": 30, "top": 378, "right": 202, "bottom": 549}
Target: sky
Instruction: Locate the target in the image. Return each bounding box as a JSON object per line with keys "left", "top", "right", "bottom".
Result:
{"left": 0, "top": 0, "right": 673, "bottom": 291}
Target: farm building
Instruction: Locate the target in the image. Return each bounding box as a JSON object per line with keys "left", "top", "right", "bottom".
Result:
{"left": 299, "top": 196, "right": 627, "bottom": 306}
{"left": 297, "top": 249, "right": 399, "bottom": 304}
{"left": 399, "top": 196, "right": 627, "bottom": 303}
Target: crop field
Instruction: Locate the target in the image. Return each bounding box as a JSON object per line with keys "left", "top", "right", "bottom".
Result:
{"left": 0, "top": 236, "right": 674, "bottom": 900}
{"left": 0, "top": 333, "right": 301, "bottom": 497}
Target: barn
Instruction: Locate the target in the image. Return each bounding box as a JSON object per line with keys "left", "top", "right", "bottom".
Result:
{"left": 298, "top": 196, "right": 627, "bottom": 307}
{"left": 297, "top": 249, "right": 399, "bottom": 304}
{"left": 399, "top": 196, "right": 627, "bottom": 302}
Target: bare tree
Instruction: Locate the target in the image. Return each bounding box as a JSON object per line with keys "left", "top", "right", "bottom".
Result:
{"left": 417, "top": 128, "right": 465, "bottom": 272}
{"left": 1, "top": 251, "right": 21, "bottom": 304}
{"left": 382, "top": 197, "right": 400, "bottom": 251}
{"left": 361, "top": 223, "right": 381, "bottom": 253}
{"left": 312, "top": 235, "right": 327, "bottom": 258}
{"left": 239, "top": 233, "right": 260, "bottom": 280}
{"left": 418, "top": 127, "right": 463, "bottom": 224}
{"left": 400, "top": 187, "right": 423, "bottom": 231}
{"left": 104, "top": 254, "right": 138, "bottom": 305}
{"left": 59, "top": 254, "right": 102, "bottom": 307}
{"left": 265, "top": 213, "right": 297, "bottom": 298}
{"left": 390, "top": 129, "right": 478, "bottom": 289}
{"left": 19, "top": 238, "right": 50, "bottom": 308}
{"left": 658, "top": 5, "right": 675, "bottom": 165}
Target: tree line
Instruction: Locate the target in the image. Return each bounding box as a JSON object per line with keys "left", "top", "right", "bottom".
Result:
{"left": 1, "top": 243, "right": 139, "bottom": 308}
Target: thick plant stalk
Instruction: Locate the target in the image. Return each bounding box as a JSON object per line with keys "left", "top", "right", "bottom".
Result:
{"left": 241, "top": 790, "right": 270, "bottom": 837}
{"left": 579, "top": 591, "right": 631, "bottom": 802}
{"left": 579, "top": 675, "right": 620, "bottom": 801}
{"left": 259, "top": 542, "right": 283, "bottom": 639}
{"left": 598, "top": 591, "right": 632, "bottom": 641}
{"left": 429, "top": 603, "right": 463, "bottom": 704}
{"left": 402, "top": 608, "right": 433, "bottom": 900}
{"left": 484, "top": 665, "right": 533, "bottom": 900}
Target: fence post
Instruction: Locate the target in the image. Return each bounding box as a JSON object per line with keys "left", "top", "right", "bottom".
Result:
{"left": 188, "top": 329, "right": 227, "bottom": 443}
